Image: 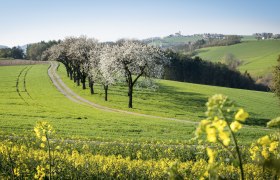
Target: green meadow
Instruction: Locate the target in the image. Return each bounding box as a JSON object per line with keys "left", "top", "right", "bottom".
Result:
{"left": 57, "top": 63, "right": 280, "bottom": 125}
{"left": 0, "top": 63, "right": 279, "bottom": 144}
{"left": 195, "top": 40, "right": 280, "bottom": 76}
{"left": 149, "top": 35, "right": 204, "bottom": 46}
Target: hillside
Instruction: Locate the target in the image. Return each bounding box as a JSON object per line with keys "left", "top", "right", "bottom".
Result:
{"left": 146, "top": 34, "right": 256, "bottom": 47}
{"left": 195, "top": 40, "right": 280, "bottom": 77}
{"left": 57, "top": 63, "right": 280, "bottom": 126}
{"left": 0, "top": 63, "right": 278, "bottom": 144}
{"left": 145, "top": 35, "right": 204, "bottom": 47}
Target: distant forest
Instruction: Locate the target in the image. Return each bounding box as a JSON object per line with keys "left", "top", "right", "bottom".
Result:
{"left": 0, "top": 47, "right": 24, "bottom": 59}
{"left": 164, "top": 50, "right": 268, "bottom": 91}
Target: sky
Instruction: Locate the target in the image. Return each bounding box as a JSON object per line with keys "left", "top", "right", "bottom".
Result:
{"left": 1, "top": 0, "right": 280, "bottom": 47}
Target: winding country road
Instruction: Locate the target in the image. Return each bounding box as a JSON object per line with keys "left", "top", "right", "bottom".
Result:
{"left": 47, "top": 61, "right": 197, "bottom": 124}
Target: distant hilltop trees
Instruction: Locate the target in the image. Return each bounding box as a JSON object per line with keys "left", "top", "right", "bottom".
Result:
{"left": 166, "top": 32, "right": 226, "bottom": 40}
{"left": 253, "top": 32, "right": 280, "bottom": 40}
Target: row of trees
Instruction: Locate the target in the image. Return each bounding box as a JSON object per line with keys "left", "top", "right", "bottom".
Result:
{"left": 163, "top": 35, "right": 242, "bottom": 53}
{"left": 45, "top": 36, "right": 168, "bottom": 108}
{"left": 164, "top": 51, "right": 268, "bottom": 91}
{"left": 0, "top": 46, "right": 24, "bottom": 59}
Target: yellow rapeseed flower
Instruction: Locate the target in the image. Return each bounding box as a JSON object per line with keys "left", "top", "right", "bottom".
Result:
{"left": 206, "top": 147, "right": 215, "bottom": 164}
{"left": 41, "top": 136, "right": 47, "bottom": 142}
{"left": 269, "top": 141, "right": 278, "bottom": 152}
{"left": 235, "top": 108, "right": 249, "bottom": 122}
{"left": 230, "top": 121, "right": 242, "bottom": 132}
{"left": 13, "top": 168, "right": 20, "bottom": 177}
{"left": 261, "top": 149, "right": 269, "bottom": 159}
{"left": 34, "top": 165, "right": 46, "bottom": 180}
{"left": 40, "top": 143, "right": 45, "bottom": 148}
{"left": 219, "top": 131, "right": 230, "bottom": 146}
{"left": 249, "top": 145, "right": 259, "bottom": 161}
{"left": 201, "top": 119, "right": 211, "bottom": 126}
{"left": 205, "top": 126, "right": 216, "bottom": 143}
{"left": 257, "top": 135, "right": 271, "bottom": 145}
{"left": 213, "top": 119, "right": 227, "bottom": 132}
{"left": 34, "top": 127, "right": 41, "bottom": 138}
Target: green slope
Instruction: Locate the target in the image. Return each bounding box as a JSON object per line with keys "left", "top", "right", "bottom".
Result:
{"left": 149, "top": 35, "right": 204, "bottom": 46}
{"left": 0, "top": 64, "right": 279, "bottom": 144}
{"left": 195, "top": 40, "right": 280, "bottom": 76}
{"left": 57, "top": 63, "right": 280, "bottom": 126}
{"left": 0, "top": 64, "right": 196, "bottom": 142}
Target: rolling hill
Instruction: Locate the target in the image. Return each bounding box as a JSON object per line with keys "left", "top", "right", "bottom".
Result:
{"left": 146, "top": 35, "right": 204, "bottom": 47}
{"left": 0, "top": 62, "right": 279, "bottom": 144}
{"left": 195, "top": 40, "right": 280, "bottom": 77}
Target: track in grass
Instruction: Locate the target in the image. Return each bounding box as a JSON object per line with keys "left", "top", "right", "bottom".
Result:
{"left": 23, "top": 66, "right": 33, "bottom": 99}
{"left": 16, "top": 65, "right": 34, "bottom": 105}
{"left": 16, "top": 66, "right": 28, "bottom": 105}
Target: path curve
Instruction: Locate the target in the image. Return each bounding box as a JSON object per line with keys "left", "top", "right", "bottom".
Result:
{"left": 48, "top": 61, "right": 197, "bottom": 124}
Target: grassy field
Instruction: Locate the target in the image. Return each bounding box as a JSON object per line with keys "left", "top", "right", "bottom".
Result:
{"left": 0, "top": 64, "right": 199, "bottom": 142}
{"left": 241, "top": 35, "right": 257, "bottom": 41}
{"left": 149, "top": 35, "right": 204, "bottom": 46}
{"left": 195, "top": 40, "right": 280, "bottom": 76}
{"left": 0, "top": 63, "right": 278, "bottom": 144}
{"left": 57, "top": 63, "right": 280, "bottom": 126}
{"left": 148, "top": 35, "right": 257, "bottom": 47}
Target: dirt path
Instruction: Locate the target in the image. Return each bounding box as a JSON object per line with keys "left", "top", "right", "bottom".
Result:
{"left": 47, "top": 61, "right": 197, "bottom": 124}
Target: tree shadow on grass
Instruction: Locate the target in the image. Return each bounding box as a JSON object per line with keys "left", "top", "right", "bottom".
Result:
{"left": 244, "top": 114, "right": 271, "bottom": 127}
{"left": 133, "top": 84, "right": 208, "bottom": 116}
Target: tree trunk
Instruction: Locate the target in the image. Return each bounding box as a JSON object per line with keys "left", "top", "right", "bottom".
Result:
{"left": 88, "top": 77, "right": 91, "bottom": 87}
{"left": 82, "top": 75, "right": 86, "bottom": 89}
{"left": 76, "top": 78, "right": 80, "bottom": 86}
{"left": 90, "top": 82, "right": 94, "bottom": 94}
{"left": 104, "top": 85, "right": 108, "bottom": 101}
{"left": 66, "top": 69, "right": 70, "bottom": 77}
{"left": 128, "top": 84, "right": 133, "bottom": 108}
{"left": 73, "top": 71, "right": 76, "bottom": 83}
{"left": 76, "top": 70, "right": 80, "bottom": 86}
{"left": 69, "top": 70, "right": 73, "bottom": 80}
{"left": 88, "top": 77, "right": 94, "bottom": 94}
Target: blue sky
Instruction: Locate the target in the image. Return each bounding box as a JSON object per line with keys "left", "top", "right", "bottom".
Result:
{"left": 1, "top": 0, "right": 280, "bottom": 47}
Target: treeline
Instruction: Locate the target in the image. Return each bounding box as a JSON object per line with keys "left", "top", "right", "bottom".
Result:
{"left": 166, "top": 35, "right": 242, "bottom": 53}
{"left": 164, "top": 51, "right": 268, "bottom": 91}
{"left": 203, "top": 35, "right": 242, "bottom": 47}
{"left": 0, "top": 47, "right": 24, "bottom": 59}
{"left": 26, "top": 40, "right": 60, "bottom": 61}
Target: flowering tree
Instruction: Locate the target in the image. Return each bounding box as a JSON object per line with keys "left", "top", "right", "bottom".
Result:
{"left": 88, "top": 43, "right": 117, "bottom": 99}
{"left": 68, "top": 36, "right": 98, "bottom": 89}
{"left": 101, "top": 40, "right": 168, "bottom": 108}
{"left": 47, "top": 37, "right": 77, "bottom": 80}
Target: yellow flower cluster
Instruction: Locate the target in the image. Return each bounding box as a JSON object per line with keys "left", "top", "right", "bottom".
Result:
{"left": 230, "top": 108, "right": 249, "bottom": 132}
{"left": 197, "top": 95, "right": 252, "bottom": 179}
{"left": 0, "top": 141, "right": 275, "bottom": 179}
{"left": 34, "top": 121, "right": 54, "bottom": 149}
{"left": 250, "top": 135, "right": 279, "bottom": 161}
{"left": 196, "top": 117, "right": 230, "bottom": 147}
